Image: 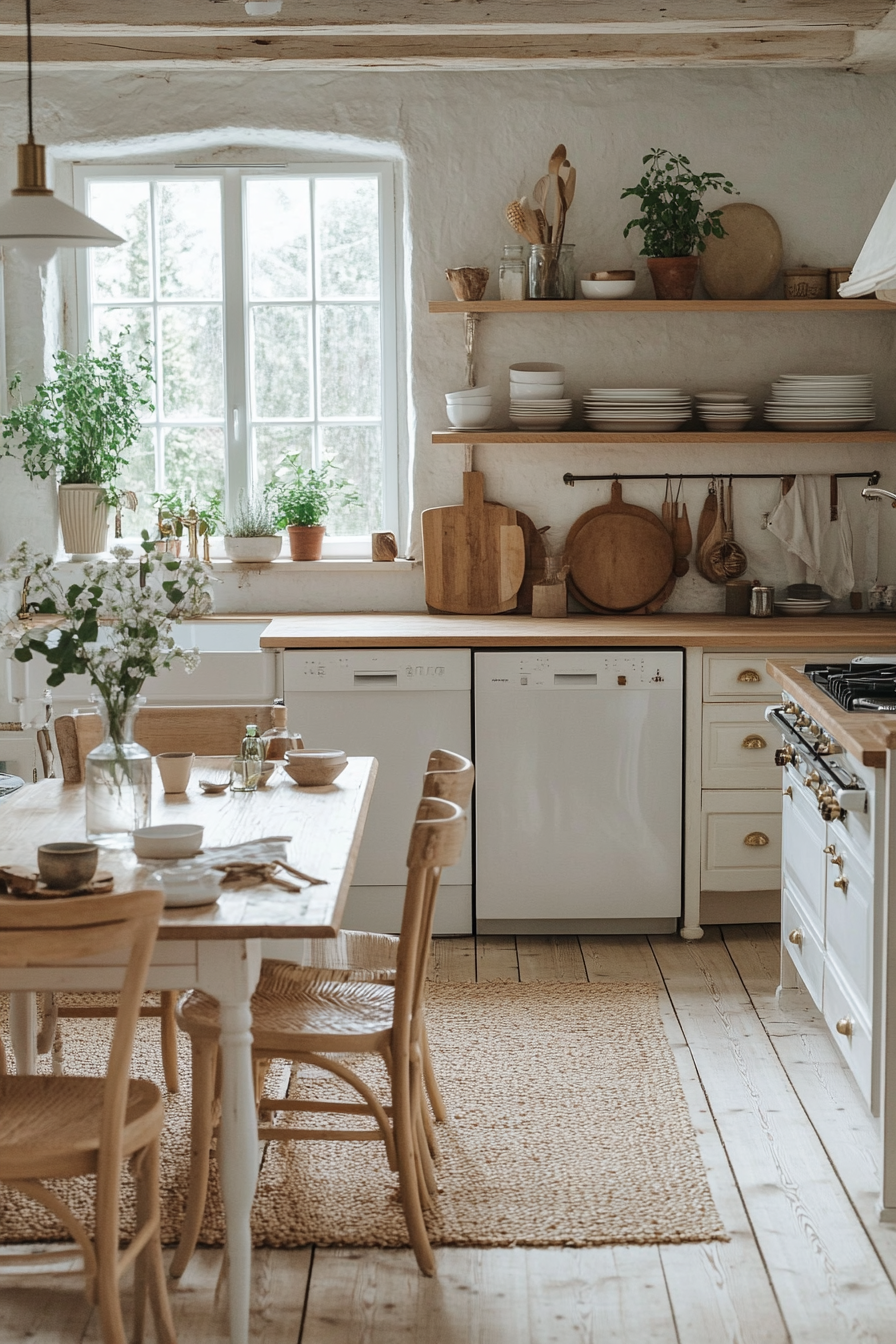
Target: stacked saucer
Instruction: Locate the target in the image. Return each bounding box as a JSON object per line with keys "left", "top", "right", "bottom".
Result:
{"left": 696, "top": 390, "right": 752, "bottom": 431}
{"left": 765, "top": 374, "right": 875, "bottom": 432}
{"left": 509, "top": 362, "right": 571, "bottom": 430}
{"left": 583, "top": 388, "right": 692, "bottom": 433}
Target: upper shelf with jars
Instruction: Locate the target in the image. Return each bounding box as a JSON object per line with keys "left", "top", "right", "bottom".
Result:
{"left": 429, "top": 298, "right": 896, "bottom": 313}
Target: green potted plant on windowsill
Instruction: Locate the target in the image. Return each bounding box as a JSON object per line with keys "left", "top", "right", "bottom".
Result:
{"left": 2, "top": 339, "right": 154, "bottom": 559}
{"left": 264, "top": 456, "right": 362, "bottom": 561}
{"left": 224, "top": 492, "right": 283, "bottom": 565}
{"left": 622, "top": 149, "right": 737, "bottom": 300}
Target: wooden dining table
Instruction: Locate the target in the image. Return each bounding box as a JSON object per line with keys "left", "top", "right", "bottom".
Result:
{"left": 0, "top": 755, "right": 377, "bottom": 1344}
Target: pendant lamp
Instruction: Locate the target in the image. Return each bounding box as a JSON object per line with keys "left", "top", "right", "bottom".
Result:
{"left": 0, "top": 0, "right": 123, "bottom": 265}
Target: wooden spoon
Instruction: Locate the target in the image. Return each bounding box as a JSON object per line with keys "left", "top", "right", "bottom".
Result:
{"left": 560, "top": 164, "right": 577, "bottom": 211}
{"left": 706, "top": 477, "right": 748, "bottom": 580}
{"left": 695, "top": 479, "right": 720, "bottom": 580}
{"left": 672, "top": 497, "right": 692, "bottom": 577}
{"left": 699, "top": 478, "right": 729, "bottom": 584}
{"left": 532, "top": 175, "right": 552, "bottom": 240}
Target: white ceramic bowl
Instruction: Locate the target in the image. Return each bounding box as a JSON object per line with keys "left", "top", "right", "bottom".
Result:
{"left": 447, "top": 404, "right": 492, "bottom": 428}
{"left": 580, "top": 279, "right": 636, "bottom": 299}
{"left": 508, "top": 363, "right": 565, "bottom": 383}
{"left": 133, "top": 823, "right": 204, "bottom": 860}
{"left": 510, "top": 382, "right": 566, "bottom": 400}
{"left": 150, "top": 864, "right": 224, "bottom": 908}
{"left": 445, "top": 386, "right": 492, "bottom": 401}
{"left": 223, "top": 535, "right": 282, "bottom": 565}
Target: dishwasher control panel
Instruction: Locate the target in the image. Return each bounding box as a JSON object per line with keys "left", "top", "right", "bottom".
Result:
{"left": 285, "top": 648, "right": 471, "bottom": 692}
{"left": 486, "top": 651, "right": 684, "bottom": 691}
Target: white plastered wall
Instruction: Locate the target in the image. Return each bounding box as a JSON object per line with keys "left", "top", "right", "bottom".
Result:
{"left": 0, "top": 65, "right": 895, "bottom": 615}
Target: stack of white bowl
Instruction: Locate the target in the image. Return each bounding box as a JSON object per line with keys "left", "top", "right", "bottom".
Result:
{"left": 509, "top": 363, "right": 572, "bottom": 431}
{"left": 765, "top": 374, "right": 875, "bottom": 432}
{"left": 582, "top": 388, "right": 692, "bottom": 432}
{"left": 696, "top": 390, "right": 753, "bottom": 431}
{"left": 446, "top": 385, "right": 492, "bottom": 430}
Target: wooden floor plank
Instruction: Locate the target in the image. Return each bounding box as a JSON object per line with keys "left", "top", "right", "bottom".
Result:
{"left": 579, "top": 934, "right": 663, "bottom": 984}
{"left": 428, "top": 937, "right": 476, "bottom": 984}
{"left": 475, "top": 935, "right": 519, "bottom": 982}
{"left": 652, "top": 932, "right": 896, "bottom": 1343}
{"left": 516, "top": 936, "right": 587, "bottom": 982}
{"left": 721, "top": 924, "right": 781, "bottom": 996}
{"left": 525, "top": 1246, "right": 678, "bottom": 1343}
{"left": 0, "top": 1251, "right": 92, "bottom": 1344}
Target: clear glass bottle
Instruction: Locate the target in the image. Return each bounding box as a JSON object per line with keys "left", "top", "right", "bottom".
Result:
{"left": 85, "top": 700, "right": 152, "bottom": 847}
{"left": 260, "top": 701, "right": 304, "bottom": 759}
{"left": 233, "top": 723, "right": 264, "bottom": 792}
{"left": 499, "top": 244, "right": 527, "bottom": 301}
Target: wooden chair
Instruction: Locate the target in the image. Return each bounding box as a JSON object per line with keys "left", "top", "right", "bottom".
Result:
{"left": 45, "top": 705, "right": 274, "bottom": 1093}
{"left": 0, "top": 888, "right": 176, "bottom": 1344}
{"left": 172, "top": 793, "right": 468, "bottom": 1279}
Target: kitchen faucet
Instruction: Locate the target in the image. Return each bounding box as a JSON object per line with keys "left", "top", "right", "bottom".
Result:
{"left": 863, "top": 486, "right": 896, "bottom": 506}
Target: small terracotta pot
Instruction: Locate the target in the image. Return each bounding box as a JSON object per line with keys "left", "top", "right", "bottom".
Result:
{"left": 647, "top": 255, "right": 700, "bottom": 301}
{"left": 287, "top": 524, "right": 326, "bottom": 561}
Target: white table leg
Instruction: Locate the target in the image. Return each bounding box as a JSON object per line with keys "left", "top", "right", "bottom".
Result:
{"left": 8, "top": 991, "right": 38, "bottom": 1075}
{"left": 196, "top": 940, "right": 262, "bottom": 1344}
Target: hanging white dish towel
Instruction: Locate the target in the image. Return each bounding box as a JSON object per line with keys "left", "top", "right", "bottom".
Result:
{"left": 819, "top": 494, "right": 854, "bottom": 599}
{"left": 767, "top": 475, "right": 856, "bottom": 599}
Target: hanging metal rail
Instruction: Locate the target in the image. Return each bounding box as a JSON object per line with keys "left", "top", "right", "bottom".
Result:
{"left": 562, "top": 469, "right": 881, "bottom": 487}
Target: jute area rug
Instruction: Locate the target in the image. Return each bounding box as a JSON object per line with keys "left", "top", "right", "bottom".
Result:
{"left": 0, "top": 981, "right": 727, "bottom": 1249}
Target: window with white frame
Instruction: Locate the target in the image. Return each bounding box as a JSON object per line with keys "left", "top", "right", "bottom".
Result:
{"left": 74, "top": 164, "right": 398, "bottom": 553}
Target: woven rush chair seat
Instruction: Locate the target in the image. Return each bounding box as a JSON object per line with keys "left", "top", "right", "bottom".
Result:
{"left": 0, "top": 1076, "right": 163, "bottom": 1178}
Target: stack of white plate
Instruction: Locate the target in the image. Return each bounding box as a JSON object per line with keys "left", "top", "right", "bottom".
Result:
{"left": 509, "top": 361, "right": 571, "bottom": 430}
{"left": 774, "top": 596, "right": 832, "bottom": 616}
{"left": 582, "top": 388, "right": 692, "bottom": 433}
{"left": 696, "top": 390, "right": 753, "bottom": 431}
{"left": 446, "top": 385, "right": 492, "bottom": 429}
{"left": 765, "top": 374, "right": 875, "bottom": 432}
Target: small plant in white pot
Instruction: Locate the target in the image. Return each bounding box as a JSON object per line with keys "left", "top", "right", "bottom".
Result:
{"left": 264, "top": 455, "right": 361, "bottom": 561}
{"left": 2, "top": 339, "right": 153, "bottom": 559}
{"left": 224, "top": 493, "right": 283, "bottom": 564}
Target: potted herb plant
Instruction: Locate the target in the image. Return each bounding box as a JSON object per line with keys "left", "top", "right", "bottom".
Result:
{"left": 264, "top": 456, "right": 362, "bottom": 561}
{"left": 622, "top": 149, "right": 736, "bottom": 300}
{"left": 224, "top": 492, "right": 283, "bottom": 565}
{"left": 2, "top": 339, "right": 154, "bottom": 559}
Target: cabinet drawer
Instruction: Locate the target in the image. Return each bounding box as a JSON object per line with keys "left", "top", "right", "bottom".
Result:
{"left": 823, "top": 959, "right": 874, "bottom": 1108}
{"left": 782, "top": 884, "right": 824, "bottom": 1006}
{"left": 781, "top": 770, "right": 827, "bottom": 937}
{"left": 824, "top": 840, "right": 874, "bottom": 1014}
{"left": 702, "top": 703, "right": 780, "bottom": 788}
{"left": 702, "top": 789, "right": 782, "bottom": 891}
{"left": 703, "top": 650, "right": 865, "bottom": 702}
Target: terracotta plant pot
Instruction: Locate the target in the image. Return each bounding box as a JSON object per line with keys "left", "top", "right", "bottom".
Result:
{"left": 287, "top": 524, "right": 326, "bottom": 561}
{"left": 58, "top": 483, "right": 111, "bottom": 559}
{"left": 647, "top": 255, "right": 700, "bottom": 301}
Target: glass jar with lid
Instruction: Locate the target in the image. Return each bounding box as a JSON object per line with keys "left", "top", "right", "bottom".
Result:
{"left": 499, "top": 245, "right": 527, "bottom": 301}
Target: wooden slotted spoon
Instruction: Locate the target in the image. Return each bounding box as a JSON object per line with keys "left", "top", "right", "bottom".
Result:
{"left": 705, "top": 477, "right": 748, "bottom": 580}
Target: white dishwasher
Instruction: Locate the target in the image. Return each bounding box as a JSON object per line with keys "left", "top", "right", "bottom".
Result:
{"left": 474, "top": 649, "right": 683, "bottom": 934}
{"left": 283, "top": 648, "right": 472, "bottom": 934}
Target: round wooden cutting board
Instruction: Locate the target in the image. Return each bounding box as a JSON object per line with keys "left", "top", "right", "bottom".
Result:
{"left": 699, "top": 203, "right": 783, "bottom": 301}
{"left": 566, "top": 481, "right": 676, "bottom": 614}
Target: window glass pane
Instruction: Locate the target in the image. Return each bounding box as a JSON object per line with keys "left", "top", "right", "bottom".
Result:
{"left": 315, "top": 178, "right": 379, "bottom": 300}
{"left": 162, "top": 426, "right": 225, "bottom": 510}
{"left": 87, "top": 181, "right": 151, "bottom": 301}
{"left": 93, "top": 307, "right": 156, "bottom": 421}
{"left": 161, "top": 306, "right": 224, "bottom": 419}
{"left": 122, "top": 426, "right": 157, "bottom": 538}
{"left": 246, "top": 179, "right": 311, "bottom": 301}
{"left": 318, "top": 305, "right": 380, "bottom": 418}
{"left": 253, "top": 425, "right": 314, "bottom": 492}
{"left": 157, "top": 180, "right": 222, "bottom": 300}
{"left": 250, "top": 306, "right": 311, "bottom": 419}
{"left": 319, "top": 425, "right": 382, "bottom": 535}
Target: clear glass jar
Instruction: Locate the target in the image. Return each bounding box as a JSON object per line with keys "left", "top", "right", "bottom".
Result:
{"left": 85, "top": 700, "right": 152, "bottom": 847}
{"left": 528, "top": 243, "right": 575, "bottom": 300}
{"left": 499, "top": 245, "right": 527, "bottom": 301}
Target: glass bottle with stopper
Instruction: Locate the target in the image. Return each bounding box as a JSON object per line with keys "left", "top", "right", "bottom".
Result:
{"left": 231, "top": 723, "right": 264, "bottom": 792}
{"left": 261, "top": 699, "right": 303, "bottom": 759}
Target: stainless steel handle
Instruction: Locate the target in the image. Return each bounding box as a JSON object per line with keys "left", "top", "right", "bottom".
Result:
{"left": 554, "top": 673, "right": 598, "bottom": 685}
{"left": 742, "top": 734, "right": 767, "bottom": 750}
{"left": 353, "top": 673, "right": 399, "bottom": 686}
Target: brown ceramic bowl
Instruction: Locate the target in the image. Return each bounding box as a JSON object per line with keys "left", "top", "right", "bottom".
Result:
{"left": 37, "top": 842, "right": 99, "bottom": 890}
{"left": 283, "top": 750, "right": 348, "bottom": 787}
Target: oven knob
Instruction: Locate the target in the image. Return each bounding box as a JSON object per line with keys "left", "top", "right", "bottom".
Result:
{"left": 820, "top": 797, "right": 842, "bottom": 822}
{"left": 774, "top": 745, "right": 794, "bottom": 766}
{"left": 782, "top": 700, "right": 798, "bottom": 715}
{"left": 823, "top": 844, "right": 844, "bottom": 868}
{"left": 795, "top": 714, "right": 812, "bottom": 728}
{"left": 804, "top": 769, "right": 821, "bottom": 790}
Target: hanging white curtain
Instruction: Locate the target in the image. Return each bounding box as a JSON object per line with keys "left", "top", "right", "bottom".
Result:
{"left": 839, "top": 176, "right": 896, "bottom": 300}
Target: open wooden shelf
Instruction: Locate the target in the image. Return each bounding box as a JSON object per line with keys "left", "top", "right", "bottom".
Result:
{"left": 429, "top": 299, "right": 892, "bottom": 313}
{"left": 432, "top": 429, "right": 896, "bottom": 445}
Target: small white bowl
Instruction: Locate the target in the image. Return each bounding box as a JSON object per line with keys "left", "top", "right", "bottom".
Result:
{"left": 510, "top": 382, "right": 566, "bottom": 400}
{"left": 447, "top": 404, "right": 492, "bottom": 428}
{"left": 445, "top": 386, "right": 492, "bottom": 401}
{"left": 508, "top": 362, "right": 565, "bottom": 383}
{"left": 149, "top": 863, "right": 224, "bottom": 909}
{"left": 133, "top": 823, "right": 204, "bottom": 860}
{"left": 580, "top": 279, "right": 636, "bottom": 299}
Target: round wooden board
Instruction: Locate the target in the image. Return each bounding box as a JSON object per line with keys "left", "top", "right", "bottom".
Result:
{"left": 566, "top": 483, "right": 676, "bottom": 613}
{"left": 700, "top": 203, "right": 783, "bottom": 301}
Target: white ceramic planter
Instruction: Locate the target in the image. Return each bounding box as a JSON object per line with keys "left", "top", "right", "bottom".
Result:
{"left": 58, "top": 484, "right": 111, "bottom": 559}
{"left": 223, "top": 534, "right": 282, "bottom": 565}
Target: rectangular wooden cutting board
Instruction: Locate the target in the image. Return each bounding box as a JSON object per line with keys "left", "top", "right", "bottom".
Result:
{"left": 422, "top": 471, "right": 525, "bottom": 614}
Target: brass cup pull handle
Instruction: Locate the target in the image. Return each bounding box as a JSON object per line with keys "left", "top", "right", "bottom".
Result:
{"left": 788, "top": 928, "right": 803, "bottom": 946}
{"left": 742, "top": 734, "right": 767, "bottom": 750}
{"left": 737, "top": 669, "right": 761, "bottom": 683}
{"left": 836, "top": 1017, "right": 853, "bottom": 1038}
{"left": 834, "top": 876, "right": 849, "bottom": 892}
{"left": 744, "top": 831, "right": 769, "bottom": 847}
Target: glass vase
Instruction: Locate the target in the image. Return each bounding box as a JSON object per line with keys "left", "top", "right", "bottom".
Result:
{"left": 528, "top": 243, "right": 576, "bottom": 300}
{"left": 85, "top": 700, "right": 152, "bottom": 848}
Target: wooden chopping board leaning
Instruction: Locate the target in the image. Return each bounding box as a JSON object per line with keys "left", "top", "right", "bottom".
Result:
{"left": 565, "top": 480, "right": 677, "bottom": 614}
{"left": 422, "top": 470, "right": 526, "bottom": 614}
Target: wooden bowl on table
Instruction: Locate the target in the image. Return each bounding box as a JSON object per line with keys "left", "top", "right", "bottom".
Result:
{"left": 283, "top": 750, "right": 348, "bottom": 787}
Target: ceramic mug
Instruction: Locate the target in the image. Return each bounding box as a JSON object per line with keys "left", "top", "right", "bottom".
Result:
{"left": 156, "top": 752, "right": 195, "bottom": 794}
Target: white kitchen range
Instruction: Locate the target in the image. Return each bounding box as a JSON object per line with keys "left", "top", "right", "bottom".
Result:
{"left": 767, "top": 655, "right": 896, "bottom": 1220}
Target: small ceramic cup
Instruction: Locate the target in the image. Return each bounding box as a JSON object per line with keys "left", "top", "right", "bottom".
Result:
{"left": 37, "top": 842, "right": 99, "bottom": 891}
{"left": 156, "top": 752, "right": 195, "bottom": 794}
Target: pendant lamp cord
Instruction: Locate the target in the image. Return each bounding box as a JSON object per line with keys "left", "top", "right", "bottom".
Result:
{"left": 25, "top": 0, "right": 33, "bottom": 141}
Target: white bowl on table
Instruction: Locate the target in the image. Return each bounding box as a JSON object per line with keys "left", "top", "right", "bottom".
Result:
{"left": 149, "top": 862, "right": 224, "bottom": 908}
{"left": 580, "top": 279, "right": 636, "bottom": 299}
{"left": 133, "top": 823, "right": 204, "bottom": 860}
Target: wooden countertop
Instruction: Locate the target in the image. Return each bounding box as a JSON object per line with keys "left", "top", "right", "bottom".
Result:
{"left": 260, "top": 612, "right": 896, "bottom": 650}
{"left": 766, "top": 660, "right": 896, "bottom": 766}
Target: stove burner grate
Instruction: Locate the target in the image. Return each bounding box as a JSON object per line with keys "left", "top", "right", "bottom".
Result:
{"left": 805, "top": 662, "right": 896, "bottom": 711}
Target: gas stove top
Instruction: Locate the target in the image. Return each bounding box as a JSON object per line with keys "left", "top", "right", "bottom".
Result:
{"left": 805, "top": 659, "right": 896, "bottom": 713}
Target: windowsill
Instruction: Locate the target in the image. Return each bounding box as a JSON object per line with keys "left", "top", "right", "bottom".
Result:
{"left": 209, "top": 557, "right": 420, "bottom": 573}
